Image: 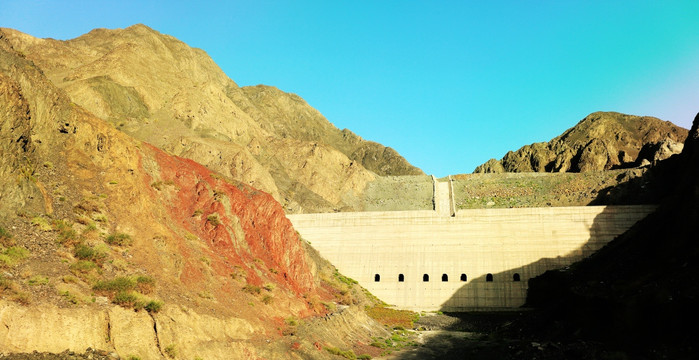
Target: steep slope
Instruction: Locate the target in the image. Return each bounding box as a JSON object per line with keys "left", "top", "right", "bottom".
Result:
{"left": 1, "top": 25, "right": 422, "bottom": 213}
{"left": 0, "top": 30, "right": 387, "bottom": 359}
{"left": 523, "top": 113, "right": 699, "bottom": 358}
{"left": 474, "top": 111, "right": 688, "bottom": 173}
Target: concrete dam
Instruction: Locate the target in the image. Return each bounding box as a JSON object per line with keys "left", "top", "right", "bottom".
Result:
{"left": 288, "top": 178, "right": 655, "bottom": 311}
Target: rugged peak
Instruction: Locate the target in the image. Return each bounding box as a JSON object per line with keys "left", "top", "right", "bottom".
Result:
{"left": 474, "top": 111, "right": 688, "bottom": 173}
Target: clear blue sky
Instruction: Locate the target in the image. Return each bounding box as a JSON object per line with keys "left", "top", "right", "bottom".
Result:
{"left": 2, "top": 1, "right": 698, "bottom": 176}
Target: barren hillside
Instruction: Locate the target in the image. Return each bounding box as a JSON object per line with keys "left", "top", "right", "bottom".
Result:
{"left": 1, "top": 25, "right": 422, "bottom": 214}
{"left": 0, "top": 28, "right": 399, "bottom": 359}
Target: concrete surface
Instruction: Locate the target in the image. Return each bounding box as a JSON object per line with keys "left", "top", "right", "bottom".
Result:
{"left": 287, "top": 205, "right": 655, "bottom": 310}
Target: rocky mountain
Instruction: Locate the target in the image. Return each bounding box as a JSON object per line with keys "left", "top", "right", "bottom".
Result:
{"left": 1, "top": 24, "right": 422, "bottom": 213}
{"left": 474, "top": 111, "right": 688, "bottom": 173}
{"left": 522, "top": 113, "right": 699, "bottom": 358}
{"left": 0, "top": 28, "right": 391, "bottom": 358}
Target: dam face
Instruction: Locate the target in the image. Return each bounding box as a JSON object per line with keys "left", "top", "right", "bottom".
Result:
{"left": 287, "top": 205, "right": 655, "bottom": 311}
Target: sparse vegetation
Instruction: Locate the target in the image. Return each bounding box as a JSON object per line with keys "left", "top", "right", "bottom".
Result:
{"left": 60, "top": 290, "right": 80, "bottom": 304}
{"left": 135, "top": 275, "right": 155, "bottom": 294}
{"left": 365, "top": 305, "right": 419, "bottom": 329}
{"left": 261, "top": 294, "right": 273, "bottom": 304}
{"left": 151, "top": 180, "right": 174, "bottom": 191}
{"left": 198, "top": 290, "right": 213, "bottom": 299}
{"left": 53, "top": 219, "right": 78, "bottom": 245}
{"left": 93, "top": 276, "right": 137, "bottom": 293}
{"left": 0, "top": 275, "right": 30, "bottom": 304}
{"left": 27, "top": 275, "right": 49, "bottom": 286}
{"left": 144, "top": 300, "right": 163, "bottom": 313}
{"left": 0, "top": 246, "right": 29, "bottom": 267}
{"left": 106, "top": 232, "right": 133, "bottom": 246}
{"left": 70, "top": 260, "right": 97, "bottom": 274}
{"left": 206, "top": 214, "right": 221, "bottom": 227}
{"left": 93, "top": 276, "right": 162, "bottom": 311}
{"left": 0, "top": 227, "right": 15, "bottom": 247}
{"left": 31, "top": 216, "right": 52, "bottom": 231}
{"left": 164, "top": 344, "right": 177, "bottom": 358}
{"left": 242, "top": 284, "right": 261, "bottom": 295}
{"left": 325, "top": 346, "right": 357, "bottom": 359}
{"left": 74, "top": 243, "right": 108, "bottom": 264}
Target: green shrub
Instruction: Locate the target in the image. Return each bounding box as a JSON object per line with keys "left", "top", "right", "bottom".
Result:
{"left": 74, "top": 244, "right": 107, "bottom": 264}
{"left": 105, "top": 232, "right": 132, "bottom": 246}
{"left": 242, "top": 284, "right": 261, "bottom": 295}
{"left": 145, "top": 300, "right": 163, "bottom": 313}
{"left": 93, "top": 276, "right": 136, "bottom": 292}
{"left": 113, "top": 291, "right": 139, "bottom": 306}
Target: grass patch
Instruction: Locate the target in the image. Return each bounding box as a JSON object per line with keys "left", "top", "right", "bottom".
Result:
{"left": 27, "top": 275, "right": 49, "bottom": 286}
{"left": 0, "top": 246, "right": 30, "bottom": 267}
{"left": 261, "top": 294, "right": 273, "bottom": 305}
{"left": 74, "top": 243, "right": 108, "bottom": 264}
{"left": 31, "top": 217, "right": 52, "bottom": 231}
{"left": 105, "top": 232, "right": 132, "bottom": 246}
{"left": 325, "top": 346, "right": 357, "bottom": 359}
{"left": 94, "top": 276, "right": 137, "bottom": 293}
{"left": 366, "top": 305, "right": 420, "bottom": 329}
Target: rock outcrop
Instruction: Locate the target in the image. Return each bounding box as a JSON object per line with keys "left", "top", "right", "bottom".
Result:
{"left": 1, "top": 25, "right": 422, "bottom": 213}
{"left": 474, "top": 112, "right": 688, "bottom": 173}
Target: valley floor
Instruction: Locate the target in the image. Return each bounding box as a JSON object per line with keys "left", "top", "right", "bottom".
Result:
{"left": 381, "top": 312, "right": 639, "bottom": 360}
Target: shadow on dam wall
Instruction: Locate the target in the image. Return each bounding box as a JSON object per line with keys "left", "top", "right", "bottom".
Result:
{"left": 439, "top": 205, "right": 635, "bottom": 311}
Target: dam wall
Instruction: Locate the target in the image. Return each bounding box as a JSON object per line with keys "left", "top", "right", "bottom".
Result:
{"left": 287, "top": 205, "right": 655, "bottom": 311}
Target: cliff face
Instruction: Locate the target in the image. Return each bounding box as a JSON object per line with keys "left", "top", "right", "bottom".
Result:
{"left": 0, "top": 28, "right": 384, "bottom": 359}
{"left": 1, "top": 25, "right": 422, "bottom": 213}
{"left": 474, "top": 111, "right": 688, "bottom": 173}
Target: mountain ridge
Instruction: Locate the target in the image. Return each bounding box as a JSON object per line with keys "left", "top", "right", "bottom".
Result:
{"left": 474, "top": 111, "right": 688, "bottom": 173}
{"left": 2, "top": 24, "right": 422, "bottom": 213}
